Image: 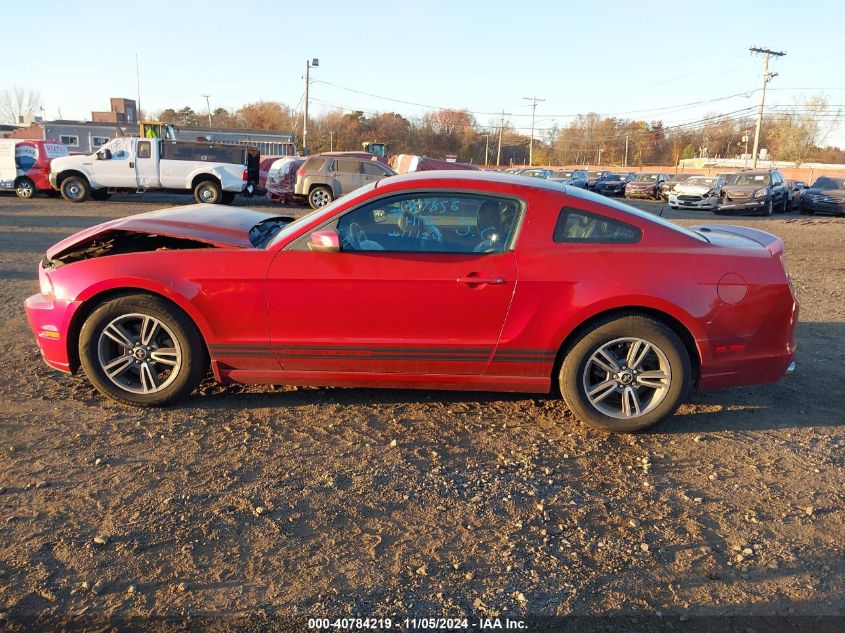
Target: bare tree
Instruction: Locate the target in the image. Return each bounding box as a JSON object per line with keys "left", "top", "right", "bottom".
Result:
{"left": 0, "top": 87, "right": 42, "bottom": 124}
{"left": 767, "top": 95, "right": 843, "bottom": 165}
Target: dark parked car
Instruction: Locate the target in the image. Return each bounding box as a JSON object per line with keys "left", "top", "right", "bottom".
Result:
{"left": 801, "top": 176, "right": 845, "bottom": 216}
{"left": 785, "top": 180, "right": 808, "bottom": 210}
{"left": 625, "top": 173, "right": 667, "bottom": 200}
{"left": 586, "top": 170, "right": 613, "bottom": 190}
{"left": 593, "top": 173, "right": 627, "bottom": 196}
{"left": 548, "top": 169, "right": 588, "bottom": 188}
{"left": 716, "top": 169, "right": 789, "bottom": 216}
{"left": 660, "top": 173, "right": 693, "bottom": 201}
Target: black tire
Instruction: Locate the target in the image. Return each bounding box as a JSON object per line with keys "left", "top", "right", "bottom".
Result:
{"left": 90, "top": 189, "right": 111, "bottom": 201}
{"left": 559, "top": 315, "right": 691, "bottom": 433}
{"left": 761, "top": 197, "right": 773, "bottom": 216}
{"left": 782, "top": 196, "right": 789, "bottom": 214}
{"left": 60, "top": 175, "right": 89, "bottom": 202}
{"left": 221, "top": 191, "right": 236, "bottom": 205}
{"left": 194, "top": 179, "right": 222, "bottom": 204}
{"left": 15, "top": 177, "right": 36, "bottom": 199}
{"left": 308, "top": 185, "right": 333, "bottom": 209}
{"left": 78, "top": 294, "right": 208, "bottom": 407}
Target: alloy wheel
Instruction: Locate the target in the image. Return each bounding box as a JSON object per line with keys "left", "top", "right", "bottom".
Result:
{"left": 97, "top": 313, "right": 182, "bottom": 395}
{"left": 16, "top": 180, "right": 34, "bottom": 199}
{"left": 582, "top": 337, "right": 671, "bottom": 419}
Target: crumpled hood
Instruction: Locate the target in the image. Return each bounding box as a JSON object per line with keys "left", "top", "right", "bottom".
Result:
{"left": 46, "top": 204, "right": 277, "bottom": 258}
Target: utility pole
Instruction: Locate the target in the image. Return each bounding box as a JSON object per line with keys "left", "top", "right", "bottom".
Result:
{"left": 303, "top": 58, "right": 319, "bottom": 155}
{"left": 329, "top": 131, "right": 334, "bottom": 152}
{"left": 135, "top": 54, "right": 141, "bottom": 121}
{"left": 497, "top": 109, "right": 510, "bottom": 167}
{"left": 523, "top": 96, "right": 545, "bottom": 166}
{"left": 624, "top": 134, "right": 629, "bottom": 168}
{"left": 749, "top": 46, "right": 785, "bottom": 168}
{"left": 202, "top": 94, "right": 212, "bottom": 127}
{"left": 597, "top": 145, "right": 603, "bottom": 167}
{"left": 484, "top": 133, "right": 490, "bottom": 167}
{"left": 742, "top": 130, "right": 750, "bottom": 167}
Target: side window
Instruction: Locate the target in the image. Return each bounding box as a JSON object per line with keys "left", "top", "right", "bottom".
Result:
{"left": 553, "top": 208, "right": 641, "bottom": 244}
{"left": 335, "top": 159, "right": 360, "bottom": 174}
{"left": 137, "top": 141, "right": 151, "bottom": 159}
{"left": 333, "top": 193, "right": 521, "bottom": 254}
{"left": 60, "top": 135, "right": 79, "bottom": 147}
{"left": 362, "top": 161, "right": 387, "bottom": 176}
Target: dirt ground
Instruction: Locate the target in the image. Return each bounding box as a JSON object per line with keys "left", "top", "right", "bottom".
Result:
{"left": 0, "top": 191, "right": 843, "bottom": 631}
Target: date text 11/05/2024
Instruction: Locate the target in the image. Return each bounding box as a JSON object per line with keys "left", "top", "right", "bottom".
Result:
{"left": 307, "top": 617, "right": 527, "bottom": 629}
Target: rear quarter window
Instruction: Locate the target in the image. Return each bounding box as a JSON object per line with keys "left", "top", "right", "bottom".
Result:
{"left": 553, "top": 208, "right": 641, "bottom": 244}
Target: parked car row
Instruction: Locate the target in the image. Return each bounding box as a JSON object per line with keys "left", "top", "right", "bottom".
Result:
{"left": 508, "top": 165, "right": 843, "bottom": 217}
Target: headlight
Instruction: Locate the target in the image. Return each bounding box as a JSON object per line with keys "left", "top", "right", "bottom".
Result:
{"left": 39, "top": 268, "right": 53, "bottom": 296}
{"left": 753, "top": 188, "right": 769, "bottom": 198}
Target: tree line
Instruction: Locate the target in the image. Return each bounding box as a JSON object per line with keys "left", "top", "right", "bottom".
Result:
{"left": 155, "top": 96, "right": 843, "bottom": 166}
{"left": 4, "top": 85, "right": 841, "bottom": 166}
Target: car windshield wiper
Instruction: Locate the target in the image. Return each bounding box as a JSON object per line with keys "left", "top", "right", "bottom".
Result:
{"left": 249, "top": 217, "right": 294, "bottom": 248}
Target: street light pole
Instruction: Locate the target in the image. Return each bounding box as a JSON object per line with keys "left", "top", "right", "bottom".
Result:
{"left": 303, "top": 58, "right": 319, "bottom": 155}
{"left": 202, "top": 94, "right": 212, "bottom": 127}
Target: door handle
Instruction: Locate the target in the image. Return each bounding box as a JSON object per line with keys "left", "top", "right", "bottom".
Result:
{"left": 457, "top": 274, "right": 505, "bottom": 286}
{"left": 129, "top": 162, "right": 135, "bottom": 168}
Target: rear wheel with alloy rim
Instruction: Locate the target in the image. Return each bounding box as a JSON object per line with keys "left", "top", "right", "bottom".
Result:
{"left": 559, "top": 315, "right": 691, "bottom": 432}
{"left": 15, "top": 177, "right": 35, "bottom": 199}
{"left": 308, "top": 186, "right": 333, "bottom": 209}
{"left": 79, "top": 294, "right": 207, "bottom": 406}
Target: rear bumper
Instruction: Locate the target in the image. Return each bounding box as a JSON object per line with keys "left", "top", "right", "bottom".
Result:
{"left": 698, "top": 293, "right": 799, "bottom": 391}
{"left": 24, "top": 292, "right": 81, "bottom": 374}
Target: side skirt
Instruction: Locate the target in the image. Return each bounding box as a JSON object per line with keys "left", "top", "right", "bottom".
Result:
{"left": 212, "top": 363, "right": 551, "bottom": 394}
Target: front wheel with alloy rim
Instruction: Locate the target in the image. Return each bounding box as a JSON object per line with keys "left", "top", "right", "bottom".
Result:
{"left": 60, "top": 176, "right": 89, "bottom": 202}
{"left": 78, "top": 294, "right": 208, "bottom": 406}
{"left": 559, "top": 315, "right": 691, "bottom": 432}
{"left": 308, "top": 186, "right": 333, "bottom": 209}
{"left": 15, "top": 177, "right": 35, "bottom": 199}
{"left": 763, "top": 197, "right": 773, "bottom": 216}
{"left": 194, "top": 179, "right": 222, "bottom": 204}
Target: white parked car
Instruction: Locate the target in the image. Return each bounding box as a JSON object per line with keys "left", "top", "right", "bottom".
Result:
{"left": 668, "top": 175, "right": 724, "bottom": 210}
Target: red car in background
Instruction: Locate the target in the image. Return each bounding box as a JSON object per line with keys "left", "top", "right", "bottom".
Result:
{"left": 24, "top": 171, "right": 798, "bottom": 433}
{"left": 0, "top": 139, "right": 69, "bottom": 198}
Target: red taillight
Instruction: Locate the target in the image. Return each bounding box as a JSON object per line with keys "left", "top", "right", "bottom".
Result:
{"left": 297, "top": 167, "right": 305, "bottom": 178}
{"left": 242, "top": 169, "right": 248, "bottom": 181}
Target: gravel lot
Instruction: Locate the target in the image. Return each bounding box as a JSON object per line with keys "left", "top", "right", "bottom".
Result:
{"left": 0, "top": 191, "right": 843, "bottom": 631}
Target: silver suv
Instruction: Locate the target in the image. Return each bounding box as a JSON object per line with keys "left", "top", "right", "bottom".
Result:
{"left": 295, "top": 154, "right": 396, "bottom": 209}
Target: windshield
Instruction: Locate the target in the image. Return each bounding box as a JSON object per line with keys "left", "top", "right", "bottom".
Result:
{"left": 588, "top": 171, "right": 603, "bottom": 178}
{"left": 553, "top": 171, "right": 574, "bottom": 178}
{"left": 604, "top": 174, "right": 622, "bottom": 181}
{"left": 725, "top": 173, "right": 771, "bottom": 186}
{"left": 811, "top": 176, "right": 844, "bottom": 190}
{"left": 686, "top": 177, "right": 716, "bottom": 186}
{"left": 635, "top": 174, "right": 658, "bottom": 182}
{"left": 669, "top": 174, "right": 690, "bottom": 182}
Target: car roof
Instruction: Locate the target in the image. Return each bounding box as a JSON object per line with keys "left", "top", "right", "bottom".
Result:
{"left": 376, "top": 169, "right": 567, "bottom": 193}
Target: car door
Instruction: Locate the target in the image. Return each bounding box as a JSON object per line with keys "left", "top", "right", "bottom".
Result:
{"left": 266, "top": 191, "right": 522, "bottom": 375}
{"left": 361, "top": 160, "right": 389, "bottom": 186}
{"left": 91, "top": 138, "right": 137, "bottom": 188}
{"left": 333, "top": 158, "right": 364, "bottom": 195}
{"left": 134, "top": 140, "right": 158, "bottom": 188}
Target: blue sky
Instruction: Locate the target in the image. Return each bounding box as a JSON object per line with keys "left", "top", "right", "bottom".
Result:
{"left": 2, "top": 0, "right": 843, "bottom": 146}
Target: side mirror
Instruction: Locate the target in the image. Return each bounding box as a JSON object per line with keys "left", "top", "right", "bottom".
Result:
{"left": 308, "top": 228, "right": 340, "bottom": 253}
{"left": 97, "top": 149, "right": 112, "bottom": 160}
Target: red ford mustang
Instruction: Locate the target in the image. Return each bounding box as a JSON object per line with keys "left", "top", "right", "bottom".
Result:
{"left": 24, "top": 171, "right": 798, "bottom": 432}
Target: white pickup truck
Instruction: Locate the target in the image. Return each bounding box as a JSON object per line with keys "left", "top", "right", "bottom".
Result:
{"left": 49, "top": 137, "right": 259, "bottom": 204}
